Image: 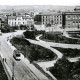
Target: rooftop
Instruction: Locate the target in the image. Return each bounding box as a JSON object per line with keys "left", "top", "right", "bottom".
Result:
{"left": 8, "top": 15, "right": 33, "bottom": 19}
{"left": 38, "top": 12, "right": 62, "bottom": 16}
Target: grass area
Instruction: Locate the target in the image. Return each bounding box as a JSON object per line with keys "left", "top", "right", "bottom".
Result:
{"left": 52, "top": 47, "right": 80, "bottom": 58}
{"left": 0, "top": 60, "right": 8, "bottom": 80}
{"left": 41, "top": 32, "right": 80, "bottom": 44}
{"left": 10, "top": 37, "right": 57, "bottom": 62}
{"left": 49, "top": 57, "right": 80, "bottom": 80}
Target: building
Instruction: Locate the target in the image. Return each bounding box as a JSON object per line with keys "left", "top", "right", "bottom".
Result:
{"left": 74, "top": 6, "right": 80, "bottom": 12}
{"left": 8, "top": 14, "right": 34, "bottom": 27}
{"left": 62, "top": 12, "right": 80, "bottom": 28}
{"left": 34, "top": 12, "right": 62, "bottom": 26}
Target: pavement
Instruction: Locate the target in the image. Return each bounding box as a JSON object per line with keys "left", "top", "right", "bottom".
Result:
{"left": 36, "top": 35, "right": 80, "bottom": 49}
{"left": 1, "top": 30, "right": 80, "bottom": 80}
{"left": 35, "top": 34, "right": 80, "bottom": 67}
{"left": 0, "top": 30, "right": 49, "bottom": 80}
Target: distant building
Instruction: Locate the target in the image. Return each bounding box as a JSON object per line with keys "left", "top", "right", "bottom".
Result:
{"left": 8, "top": 14, "right": 34, "bottom": 27}
{"left": 34, "top": 24, "right": 45, "bottom": 31}
{"left": 34, "top": 12, "right": 62, "bottom": 26}
{"left": 62, "top": 12, "right": 80, "bottom": 28}
{"left": 74, "top": 6, "right": 80, "bottom": 12}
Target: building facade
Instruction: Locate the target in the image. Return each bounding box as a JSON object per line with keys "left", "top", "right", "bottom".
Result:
{"left": 34, "top": 12, "right": 62, "bottom": 26}
{"left": 62, "top": 12, "right": 80, "bottom": 28}
{"left": 8, "top": 14, "right": 34, "bottom": 27}
{"left": 41, "top": 13, "right": 62, "bottom": 26}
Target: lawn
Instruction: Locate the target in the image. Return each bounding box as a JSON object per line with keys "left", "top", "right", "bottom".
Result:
{"left": 10, "top": 37, "right": 57, "bottom": 62}
{"left": 41, "top": 32, "right": 80, "bottom": 44}
{"left": 52, "top": 47, "right": 80, "bottom": 58}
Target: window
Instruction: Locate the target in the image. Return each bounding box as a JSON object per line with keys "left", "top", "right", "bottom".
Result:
{"left": 60, "top": 16, "right": 61, "bottom": 18}
{"left": 76, "top": 21, "right": 78, "bottom": 23}
{"left": 15, "top": 22, "right": 16, "bottom": 25}
{"left": 67, "top": 15, "right": 70, "bottom": 18}
{"left": 18, "top": 22, "right": 21, "bottom": 24}
{"left": 73, "top": 21, "right": 75, "bottom": 23}
{"left": 60, "top": 22, "right": 62, "bottom": 24}
{"left": 9, "top": 22, "right": 11, "bottom": 24}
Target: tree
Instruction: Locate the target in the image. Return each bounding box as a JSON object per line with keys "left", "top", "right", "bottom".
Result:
{"left": 50, "top": 57, "right": 72, "bottom": 79}
{"left": 20, "top": 25, "right": 26, "bottom": 30}
{"left": 1, "top": 24, "right": 10, "bottom": 33}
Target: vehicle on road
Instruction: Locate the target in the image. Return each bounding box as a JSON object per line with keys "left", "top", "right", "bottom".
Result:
{"left": 13, "top": 50, "right": 24, "bottom": 61}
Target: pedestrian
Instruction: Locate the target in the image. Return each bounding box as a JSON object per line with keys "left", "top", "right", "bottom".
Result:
{"left": 5, "top": 58, "right": 6, "bottom": 62}
{"left": 3, "top": 58, "right": 4, "bottom": 62}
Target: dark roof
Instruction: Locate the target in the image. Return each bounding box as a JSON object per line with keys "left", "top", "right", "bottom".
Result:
{"left": 8, "top": 15, "right": 32, "bottom": 19}
{"left": 62, "top": 11, "right": 80, "bottom": 15}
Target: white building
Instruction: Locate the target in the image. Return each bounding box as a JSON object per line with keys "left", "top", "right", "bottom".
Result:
{"left": 8, "top": 14, "right": 34, "bottom": 27}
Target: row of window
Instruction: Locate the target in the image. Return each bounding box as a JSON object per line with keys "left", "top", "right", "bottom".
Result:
{"left": 8, "top": 18, "right": 32, "bottom": 21}
{"left": 43, "top": 22, "right": 62, "bottom": 24}
{"left": 67, "top": 23, "right": 80, "bottom": 26}
{"left": 42, "top": 15, "right": 62, "bottom": 18}
{"left": 66, "top": 15, "right": 80, "bottom": 19}
{"left": 9, "top": 21, "right": 33, "bottom": 25}
{"left": 42, "top": 18, "right": 62, "bottom": 21}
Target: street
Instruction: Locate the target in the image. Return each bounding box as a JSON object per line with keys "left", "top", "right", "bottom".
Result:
{"left": 0, "top": 35, "right": 39, "bottom": 80}
{"left": 0, "top": 31, "right": 48, "bottom": 80}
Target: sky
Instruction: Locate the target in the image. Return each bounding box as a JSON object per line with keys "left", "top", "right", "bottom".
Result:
{"left": 0, "top": 0, "right": 80, "bottom": 6}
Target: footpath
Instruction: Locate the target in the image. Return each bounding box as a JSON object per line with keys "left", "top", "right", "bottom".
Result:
{"left": 0, "top": 52, "right": 13, "bottom": 80}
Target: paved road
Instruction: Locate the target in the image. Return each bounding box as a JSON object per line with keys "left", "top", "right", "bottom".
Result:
{"left": 0, "top": 31, "right": 49, "bottom": 80}
{"left": 0, "top": 35, "right": 39, "bottom": 80}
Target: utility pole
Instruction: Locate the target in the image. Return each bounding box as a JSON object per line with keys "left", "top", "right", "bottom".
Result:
{"left": 12, "top": 61, "right": 14, "bottom": 80}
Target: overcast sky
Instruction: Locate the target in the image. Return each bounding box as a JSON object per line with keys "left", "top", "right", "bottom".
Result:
{"left": 0, "top": 0, "right": 80, "bottom": 6}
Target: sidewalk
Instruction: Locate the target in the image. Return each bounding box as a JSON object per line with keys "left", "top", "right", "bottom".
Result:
{"left": 22, "top": 58, "right": 49, "bottom": 80}
{"left": 0, "top": 52, "right": 12, "bottom": 80}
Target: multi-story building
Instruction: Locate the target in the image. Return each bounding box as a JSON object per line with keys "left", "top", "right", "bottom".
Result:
{"left": 34, "top": 12, "right": 62, "bottom": 26}
{"left": 62, "top": 12, "right": 80, "bottom": 28}
{"left": 8, "top": 14, "right": 34, "bottom": 27}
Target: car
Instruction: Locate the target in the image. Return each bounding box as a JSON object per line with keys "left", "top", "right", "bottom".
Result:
{"left": 13, "top": 50, "right": 24, "bottom": 61}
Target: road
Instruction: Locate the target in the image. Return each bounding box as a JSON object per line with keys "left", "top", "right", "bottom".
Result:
{"left": 0, "top": 34, "right": 39, "bottom": 80}
{"left": 0, "top": 31, "right": 48, "bottom": 80}
{"left": 36, "top": 35, "right": 80, "bottom": 49}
